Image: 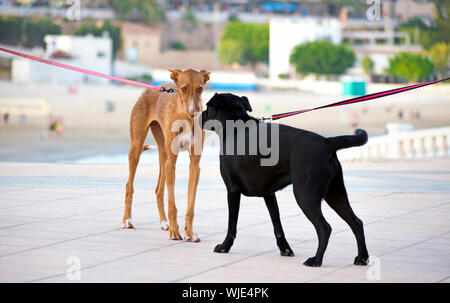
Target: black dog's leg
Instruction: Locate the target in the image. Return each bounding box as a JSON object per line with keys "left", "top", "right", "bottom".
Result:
{"left": 263, "top": 194, "right": 294, "bottom": 257}
{"left": 325, "top": 162, "right": 369, "bottom": 265}
{"left": 325, "top": 195, "right": 369, "bottom": 266}
{"left": 293, "top": 186, "right": 331, "bottom": 267}
{"left": 214, "top": 191, "right": 241, "bottom": 253}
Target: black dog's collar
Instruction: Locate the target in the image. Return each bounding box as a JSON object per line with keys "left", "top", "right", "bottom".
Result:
{"left": 160, "top": 87, "right": 177, "bottom": 93}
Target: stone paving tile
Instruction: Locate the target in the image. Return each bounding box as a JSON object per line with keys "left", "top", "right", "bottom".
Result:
{"left": 0, "top": 159, "right": 449, "bottom": 282}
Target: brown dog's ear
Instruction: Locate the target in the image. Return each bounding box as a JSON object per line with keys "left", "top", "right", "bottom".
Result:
{"left": 200, "top": 70, "right": 211, "bottom": 83}
{"left": 168, "top": 69, "right": 181, "bottom": 83}
{"left": 241, "top": 96, "right": 252, "bottom": 112}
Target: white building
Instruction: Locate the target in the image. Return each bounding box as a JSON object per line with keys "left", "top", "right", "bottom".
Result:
{"left": 12, "top": 34, "right": 112, "bottom": 85}
{"left": 269, "top": 18, "right": 342, "bottom": 80}
{"left": 343, "top": 31, "right": 422, "bottom": 75}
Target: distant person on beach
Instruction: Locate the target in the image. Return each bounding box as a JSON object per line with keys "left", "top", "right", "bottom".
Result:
{"left": 2, "top": 112, "right": 9, "bottom": 125}
{"left": 46, "top": 115, "right": 64, "bottom": 139}
{"left": 398, "top": 108, "right": 404, "bottom": 120}
{"left": 106, "top": 100, "right": 115, "bottom": 113}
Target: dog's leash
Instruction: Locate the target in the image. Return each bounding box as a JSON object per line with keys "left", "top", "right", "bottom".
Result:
{"left": 0, "top": 47, "right": 177, "bottom": 93}
{"left": 260, "top": 77, "right": 450, "bottom": 121}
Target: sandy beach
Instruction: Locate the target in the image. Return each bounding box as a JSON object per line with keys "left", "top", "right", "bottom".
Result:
{"left": 1, "top": 80, "right": 449, "bottom": 162}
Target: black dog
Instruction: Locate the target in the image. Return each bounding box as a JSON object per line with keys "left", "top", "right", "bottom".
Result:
{"left": 200, "top": 93, "right": 369, "bottom": 267}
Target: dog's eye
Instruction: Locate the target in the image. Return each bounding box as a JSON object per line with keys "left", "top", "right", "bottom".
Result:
{"left": 197, "top": 87, "right": 203, "bottom": 93}
{"left": 182, "top": 87, "right": 187, "bottom": 92}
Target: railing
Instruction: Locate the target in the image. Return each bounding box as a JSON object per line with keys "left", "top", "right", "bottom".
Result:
{"left": 337, "top": 124, "right": 450, "bottom": 161}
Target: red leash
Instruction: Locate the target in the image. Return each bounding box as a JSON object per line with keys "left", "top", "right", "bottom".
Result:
{"left": 0, "top": 47, "right": 168, "bottom": 92}
{"left": 262, "top": 77, "right": 450, "bottom": 121}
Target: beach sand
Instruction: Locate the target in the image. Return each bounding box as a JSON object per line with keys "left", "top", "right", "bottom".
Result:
{"left": 1, "top": 80, "right": 449, "bottom": 162}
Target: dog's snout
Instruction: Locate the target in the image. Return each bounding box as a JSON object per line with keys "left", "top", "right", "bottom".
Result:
{"left": 188, "top": 98, "right": 199, "bottom": 118}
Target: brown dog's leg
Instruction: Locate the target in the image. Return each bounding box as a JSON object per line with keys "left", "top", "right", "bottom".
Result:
{"left": 150, "top": 122, "right": 169, "bottom": 230}
{"left": 184, "top": 127, "right": 204, "bottom": 242}
{"left": 122, "top": 119, "right": 150, "bottom": 229}
{"left": 184, "top": 128, "right": 204, "bottom": 242}
{"left": 122, "top": 146, "right": 143, "bottom": 228}
{"left": 164, "top": 147, "right": 182, "bottom": 240}
{"left": 184, "top": 154, "right": 201, "bottom": 242}
{"left": 155, "top": 153, "right": 168, "bottom": 229}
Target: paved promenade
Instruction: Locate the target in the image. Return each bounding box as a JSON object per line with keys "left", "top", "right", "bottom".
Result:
{"left": 0, "top": 159, "right": 449, "bottom": 283}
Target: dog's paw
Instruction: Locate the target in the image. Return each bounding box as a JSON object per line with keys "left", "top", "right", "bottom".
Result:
{"left": 169, "top": 228, "right": 183, "bottom": 240}
{"left": 280, "top": 247, "right": 295, "bottom": 257}
{"left": 354, "top": 255, "right": 369, "bottom": 266}
{"left": 185, "top": 233, "right": 200, "bottom": 243}
{"left": 122, "top": 219, "right": 134, "bottom": 229}
{"left": 303, "top": 257, "right": 322, "bottom": 267}
{"left": 214, "top": 243, "right": 230, "bottom": 253}
{"left": 160, "top": 220, "right": 169, "bottom": 230}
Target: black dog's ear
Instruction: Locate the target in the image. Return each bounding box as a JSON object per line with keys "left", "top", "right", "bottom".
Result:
{"left": 241, "top": 96, "right": 252, "bottom": 112}
{"left": 206, "top": 93, "right": 225, "bottom": 108}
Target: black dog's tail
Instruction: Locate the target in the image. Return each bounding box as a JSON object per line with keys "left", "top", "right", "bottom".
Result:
{"left": 326, "top": 129, "right": 368, "bottom": 152}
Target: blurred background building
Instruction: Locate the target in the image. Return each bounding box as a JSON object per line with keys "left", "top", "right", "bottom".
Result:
{"left": 0, "top": 0, "right": 447, "bottom": 87}
{"left": 11, "top": 34, "right": 112, "bottom": 84}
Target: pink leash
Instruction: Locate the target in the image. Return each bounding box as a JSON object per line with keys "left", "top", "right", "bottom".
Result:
{"left": 0, "top": 47, "right": 164, "bottom": 91}
{"left": 265, "top": 77, "right": 449, "bottom": 121}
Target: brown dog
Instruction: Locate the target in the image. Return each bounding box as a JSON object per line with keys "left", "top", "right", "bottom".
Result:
{"left": 122, "top": 69, "right": 210, "bottom": 242}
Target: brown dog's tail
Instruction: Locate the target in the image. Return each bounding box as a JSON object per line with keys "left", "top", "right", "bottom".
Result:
{"left": 326, "top": 129, "right": 368, "bottom": 152}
